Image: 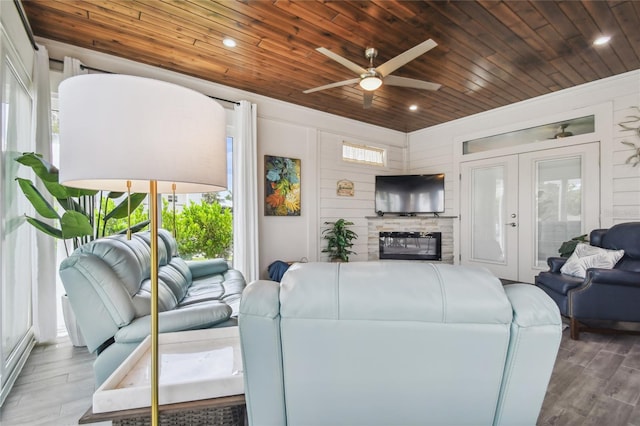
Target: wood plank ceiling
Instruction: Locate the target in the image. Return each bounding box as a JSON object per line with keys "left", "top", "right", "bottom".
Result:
{"left": 22, "top": 0, "right": 640, "bottom": 133}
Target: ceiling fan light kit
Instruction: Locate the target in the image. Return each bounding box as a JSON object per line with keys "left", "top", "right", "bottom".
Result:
{"left": 359, "top": 74, "right": 382, "bottom": 91}
{"left": 305, "top": 39, "right": 441, "bottom": 108}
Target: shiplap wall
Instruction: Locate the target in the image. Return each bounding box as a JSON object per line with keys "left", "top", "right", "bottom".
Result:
{"left": 404, "top": 135, "right": 456, "bottom": 217}
{"left": 318, "top": 131, "right": 404, "bottom": 262}
{"left": 612, "top": 99, "right": 640, "bottom": 224}
{"left": 409, "top": 71, "right": 640, "bottom": 232}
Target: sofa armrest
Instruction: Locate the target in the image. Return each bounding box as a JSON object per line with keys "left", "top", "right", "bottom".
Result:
{"left": 547, "top": 257, "right": 567, "bottom": 273}
{"left": 587, "top": 268, "right": 640, "bottom": 287}
{"left": 186, "top": 258, "right": 229, "bottom": 279}
{"left": 114, "top": 301, "right": 231, "bottom": 343}
{"left": 239, "top": 280, "right": 287, "bottom": 426}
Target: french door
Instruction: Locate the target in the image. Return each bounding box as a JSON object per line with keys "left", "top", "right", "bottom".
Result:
{"left": 460, "top": 143, "right": 600, "bottom": 283}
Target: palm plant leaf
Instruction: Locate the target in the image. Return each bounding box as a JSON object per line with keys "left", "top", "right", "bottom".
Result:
{"left": 57, "top": 197, "right": 82, "bottom": 213}
{"left": 104, "top": 193, "right": 147, "bottom": 220}
{"left": 60, "top": 210, "right": 94, "bottom": 239}
{"left": 15, "top": 178, "right": 59, "bottom": 219}
{"left": 15, "top": 152, "right": 58, "bottom": 183}
{"left": 25, "top": 216, "right": 63, "bottom": 239}
{"left": 116, "top": 220, "right": 151, "bottom": 234}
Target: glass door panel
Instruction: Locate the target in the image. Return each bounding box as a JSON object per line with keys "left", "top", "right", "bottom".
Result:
{"left": 460, "top": 155, "right": 519, "bottom": 280}
{"left": 535, "top": 157, "right": 582, "bottom": 267}
{"left": 471, "top": 166, "right": 506, "bottom": 263}
{"left": 517, "top": 143, "right": 600, "bottom": 283}
{"left": 1, "top": 46, "right": 35, "bottom": 404}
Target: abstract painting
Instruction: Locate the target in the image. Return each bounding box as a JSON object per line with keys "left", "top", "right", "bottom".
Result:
{"left": 264, "top": 155, "right": 301, "bottom": 216}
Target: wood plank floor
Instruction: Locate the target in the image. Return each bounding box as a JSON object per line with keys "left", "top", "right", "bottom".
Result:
{"left": 2, "top": 329, "right": 640, "bottom": 425}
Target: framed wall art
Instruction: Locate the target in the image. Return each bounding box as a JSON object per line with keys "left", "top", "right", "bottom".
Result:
{"left": 264, "top": 155, "right": 301, "bottom": 216}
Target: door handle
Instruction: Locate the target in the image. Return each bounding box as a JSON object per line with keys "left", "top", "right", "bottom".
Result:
{"left": 505, "top": 222, "right": 517, "bottom": 227}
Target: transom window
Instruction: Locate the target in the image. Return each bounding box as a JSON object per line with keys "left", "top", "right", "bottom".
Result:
{"left": 342, "top": 141, "right": 385, "bottom": 166}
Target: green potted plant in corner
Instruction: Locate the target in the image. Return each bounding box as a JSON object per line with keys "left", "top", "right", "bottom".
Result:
{"left": 322, "top": 218, "right": 358, "bottom": 262}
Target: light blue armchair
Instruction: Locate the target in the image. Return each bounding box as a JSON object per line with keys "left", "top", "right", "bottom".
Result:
{"left": 60, "top": 229, "right": 245, "bottom": 385}
{"left": 239, "top": 261, "right": 561, "bottom": 426}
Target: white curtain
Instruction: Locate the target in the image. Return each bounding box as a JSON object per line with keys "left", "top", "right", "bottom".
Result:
{"left": 62, "top": 56, "right": 88, "bottom": 79}
{"left": 32, "top": 44, "right": 56, "bottom": 342}
{"left": 59, "top": 57, "right": 89, "bottom": 346}
{"left": 233, "top": 101, "right": 260, "bottom": 283}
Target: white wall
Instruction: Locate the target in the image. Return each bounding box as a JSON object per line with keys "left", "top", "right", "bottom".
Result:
{"left": 408, "top": 70, "right": 640, "bottom": 261}
{"left": 38, "top": 38, "right": 405, "bottom": 278}
{"left": 318, "top": 131, "right": 405, "bottom": 262}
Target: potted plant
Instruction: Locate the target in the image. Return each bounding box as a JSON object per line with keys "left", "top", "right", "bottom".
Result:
{"left": 16, "top": 152, "right": 149, "bottom": 253}
{"left": 322, "top": 219, "right": 358, "bottom": 262}
{"left": 16, "top": 152, "right": 148, "bottom": 345}
{"left": 558, "top": 234, "right": 589, "bottom": 257}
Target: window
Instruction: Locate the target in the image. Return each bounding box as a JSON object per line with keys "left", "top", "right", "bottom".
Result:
{"left": 463, "top": 115, "right": 595, "bottom": 155}
{"left": 342, "top": 141, "right": 385, "bottom": 166}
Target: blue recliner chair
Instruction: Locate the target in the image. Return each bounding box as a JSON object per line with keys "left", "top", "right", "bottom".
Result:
{"left": 535, "top": 222, "right": 640, "bottom": 340}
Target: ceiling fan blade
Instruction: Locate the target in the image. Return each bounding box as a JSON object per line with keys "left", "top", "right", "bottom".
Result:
{"left": 303, "top": 78, "right": 361, "bottom": 94}
{"left": 363, "top": 92, "right": 374, "bottom": 109}
{"left": 384, "top": 75, "right": 441, "bottom": 91}
{"left": 376, "top": 39, "right": 437, "bottom": 77}
{"left": 316, "top": 47, "right": 367, "bottom": 75}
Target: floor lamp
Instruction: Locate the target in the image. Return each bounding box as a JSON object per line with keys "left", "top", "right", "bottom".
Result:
{"left": 58, "top": 74, "right": 227, "bottom": 425}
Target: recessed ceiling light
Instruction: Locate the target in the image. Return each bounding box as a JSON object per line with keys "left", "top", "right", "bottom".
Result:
{"left": 223, "top": 38, "right": 237, "bottom": 48}
{"left": 409, "top": 105, "right": 418, "bottom": 111}
{"left": 593, "top": 35, "right": 611, "bottom": 46}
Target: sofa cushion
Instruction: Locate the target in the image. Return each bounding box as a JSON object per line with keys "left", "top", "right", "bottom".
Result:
{"left": 133, "top": 232, "right": 169, "bottom": 266}
{"left": 187, "top": 258, "right": 229, "bottom": 278}
{"left": 179, "top": 275, "right": 225, "bottom": 306}
{"left": 77, "top": 236, "right": 150, "bottom": 297}
{"left": 131, "top": 277, "right": 179, "bottom": 317}
{"left": 560, "top": 243, "right": 624, "bottom": 278}
{"left": 600, "top": 222, "right": 640, "bottom": 258}
{"left": 158, "top": 229, "right": 179, "bottom": 257}
{"left": 114, "top": 300, "right": 232, "bottom": 343}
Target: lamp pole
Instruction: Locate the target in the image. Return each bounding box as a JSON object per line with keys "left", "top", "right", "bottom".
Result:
{"left": 150, "top": 180, "right": 159, "bottom": 426}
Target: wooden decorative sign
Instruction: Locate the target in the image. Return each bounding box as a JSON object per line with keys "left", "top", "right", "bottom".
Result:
{"left": 336, "top": 179, "right": 354, "bottom": 197}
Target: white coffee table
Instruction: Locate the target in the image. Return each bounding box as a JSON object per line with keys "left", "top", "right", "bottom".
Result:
{"left": 84, "top": 326, "right": 244, "bottom": 423}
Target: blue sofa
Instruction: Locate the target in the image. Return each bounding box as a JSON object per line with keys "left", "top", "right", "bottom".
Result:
{"left": 60, "top": 229, "right": 245, "bottom": 385}
{"left": 239, "top": 261, "right": 562, "bottom": 426}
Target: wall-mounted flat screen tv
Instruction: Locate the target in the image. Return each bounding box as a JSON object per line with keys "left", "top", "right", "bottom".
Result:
{"left": 375, "top": 174, "right": 445, "bottom": 215}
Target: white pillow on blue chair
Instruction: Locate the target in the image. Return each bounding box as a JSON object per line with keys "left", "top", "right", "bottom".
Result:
{"left": 560, "top": 242, "right": 624, "bottom": 278}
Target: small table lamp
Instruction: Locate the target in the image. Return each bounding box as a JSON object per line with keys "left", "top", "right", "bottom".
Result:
{"left": 59, "top": 74, "right": 228, "bottom": 426}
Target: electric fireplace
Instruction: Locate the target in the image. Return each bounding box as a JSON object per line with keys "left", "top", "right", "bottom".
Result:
{"left": 379, "top": 231, "right": 442, "bottom": 261}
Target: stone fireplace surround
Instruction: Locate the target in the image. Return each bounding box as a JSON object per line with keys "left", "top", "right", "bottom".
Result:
{"left": 367, "top": 216, "right": 455, "bottom": 264}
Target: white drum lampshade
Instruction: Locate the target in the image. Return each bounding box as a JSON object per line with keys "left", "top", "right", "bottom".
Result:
{"left": 59, "top": 74, "right": 227, "bottom": 194}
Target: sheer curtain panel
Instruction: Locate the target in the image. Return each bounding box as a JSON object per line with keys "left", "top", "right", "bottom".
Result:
{"left": 233, "top": 101, "right": 260, "bottom": 283}
{"left": 32, "top": 43, "right": 56, "bottom": 342}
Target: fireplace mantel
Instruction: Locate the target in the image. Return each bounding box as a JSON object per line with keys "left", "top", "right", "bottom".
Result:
{"left": 367, "top": 216, "right": 456, "bottom": 264}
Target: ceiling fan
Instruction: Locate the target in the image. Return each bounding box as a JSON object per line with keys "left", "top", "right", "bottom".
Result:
{"left": 303, "top": 39, "right": 441, "bottom": 108}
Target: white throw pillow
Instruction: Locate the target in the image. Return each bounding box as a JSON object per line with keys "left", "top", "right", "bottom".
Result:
{"left": 560, "top": 243, "right": 625, "bottom": 278}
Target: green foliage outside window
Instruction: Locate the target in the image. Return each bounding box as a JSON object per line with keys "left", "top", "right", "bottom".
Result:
{"left": 163, "top": 199, "right": 233, "bottom": 260}
{"left": 97, "top": 198, "right": 150, "bottom": 236}
{"left": 97, "top": 197, "right": 233, "bottom": 261}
